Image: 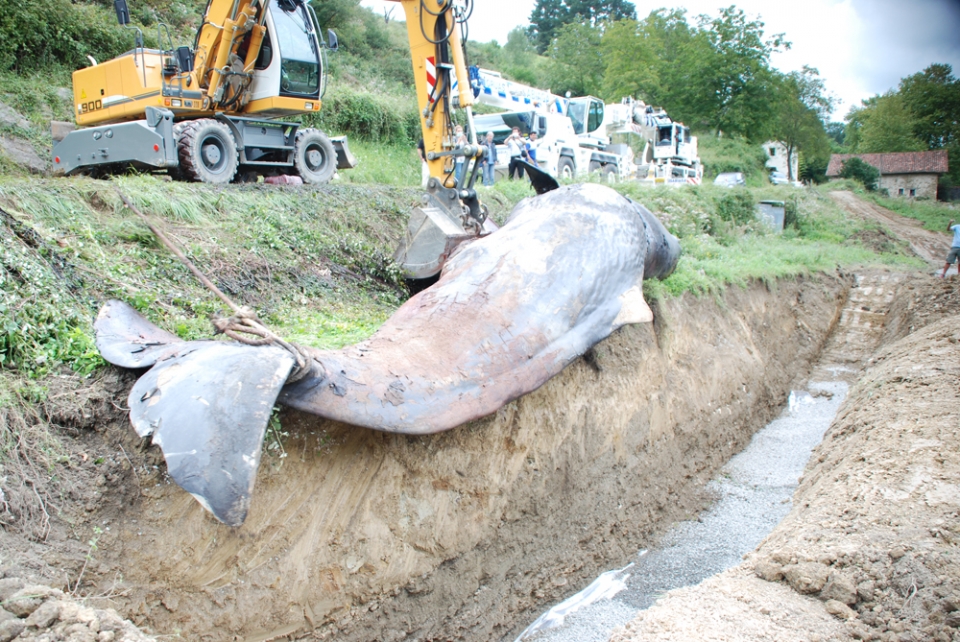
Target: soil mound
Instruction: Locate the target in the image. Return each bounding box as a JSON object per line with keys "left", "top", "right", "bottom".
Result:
{"left": 0, "top": 576, "right": 154, "bottom": 641}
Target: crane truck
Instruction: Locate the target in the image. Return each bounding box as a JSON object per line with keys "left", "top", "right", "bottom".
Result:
{"left": 469, "top": 67, "right": 703, "bottom": 185}
{"left": 51, "top": 0, "right": 355, "bottom": 184}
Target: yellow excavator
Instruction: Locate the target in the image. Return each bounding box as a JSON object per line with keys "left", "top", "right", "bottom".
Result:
{"left": 51, "top": 0, "right": 355, "bottom": 184}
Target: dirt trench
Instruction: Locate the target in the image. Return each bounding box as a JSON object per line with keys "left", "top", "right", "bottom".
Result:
{"left": 12, "top": 271, "right": 843, "bottom": 642}
{"left": 607, "top": 195, "right": 960, "bottom": 642}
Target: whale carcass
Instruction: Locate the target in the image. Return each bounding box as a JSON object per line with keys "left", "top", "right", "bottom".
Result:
{"left": 95, "top": 183, "right": 681, "bottom": 525}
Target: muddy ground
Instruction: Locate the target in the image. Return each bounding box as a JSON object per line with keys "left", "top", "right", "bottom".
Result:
{"left": 2, "top": 270, "right": 848, "bottom": 639}
{"left": 611, "top": 195, "right": 960, "bottom": 642}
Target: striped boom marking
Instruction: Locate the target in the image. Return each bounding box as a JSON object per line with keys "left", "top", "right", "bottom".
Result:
{"left": 426, "top": 56, "right": 436, "bottom": 103}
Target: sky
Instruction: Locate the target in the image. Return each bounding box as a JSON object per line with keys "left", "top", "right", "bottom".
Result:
{"left": 360, "top": 0, "right": 960, "bottom": 121}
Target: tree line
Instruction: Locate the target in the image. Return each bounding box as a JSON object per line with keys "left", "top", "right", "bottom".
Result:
{"left": 471, "top": 2, "right": 833, "bottom": 182}
{"left": 836, "top": 63, "right": 960, "bottom": 186}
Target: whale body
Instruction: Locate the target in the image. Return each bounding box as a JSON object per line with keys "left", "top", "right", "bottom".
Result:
{"left": 95, "top": 183, "right": 680, "bottom": 525}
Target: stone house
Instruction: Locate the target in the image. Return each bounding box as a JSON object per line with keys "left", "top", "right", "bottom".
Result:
{"left": 763, "top": 141, "right": 798, "bottom": 179}
{"left": 826, "top": 151, "right": 949, "bottom": 199}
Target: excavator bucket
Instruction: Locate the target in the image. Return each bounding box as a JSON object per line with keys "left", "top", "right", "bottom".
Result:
{"left": 394, "top": 204, "right": 478, "bottom": 279}
{"left": 393, "top": 180, "right": 498, "bottom": 279}
{"left": 329, "top": 136, "right": 359, "bottom": 170}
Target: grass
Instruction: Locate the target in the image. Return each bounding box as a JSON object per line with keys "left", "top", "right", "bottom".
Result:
{"left": 0, "top": 175, "right": 430, "bottom": 378}
{"left": 615, "top": 181, "right": 922, "bottom": 300}
{"left": 862, "top": 191, "right": 959, "bottom": 232}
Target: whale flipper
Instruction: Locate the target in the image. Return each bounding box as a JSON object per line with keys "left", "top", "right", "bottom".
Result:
{"left": 613, "top": 285, "right": 654, "bottom": 327}
{"left": 95, "top": 299, "right": 187, "bottom": 368}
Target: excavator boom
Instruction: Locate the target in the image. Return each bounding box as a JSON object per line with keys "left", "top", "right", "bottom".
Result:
{"left": 387, "top": 0, "right": 504, "bottom": 279}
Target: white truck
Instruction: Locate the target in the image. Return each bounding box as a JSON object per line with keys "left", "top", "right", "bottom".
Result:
{"left": 467, "top": 67, "right": 702, "bottom": 185}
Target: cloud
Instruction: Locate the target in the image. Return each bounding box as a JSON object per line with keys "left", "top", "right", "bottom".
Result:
{"left": 848, "top": 0, "right": 960, "bottom": 96}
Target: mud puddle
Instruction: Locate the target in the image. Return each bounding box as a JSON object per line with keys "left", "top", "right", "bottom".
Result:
{"left": 518, "top": 380, "right": 847, "bottom": 642}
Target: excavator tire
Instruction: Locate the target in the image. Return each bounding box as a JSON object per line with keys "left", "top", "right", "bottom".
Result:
{"left": 177, "top": 119, "right": 239, "bottom": 184}
{"left": 293, "top": 128, "right": 337, "bottom": 184}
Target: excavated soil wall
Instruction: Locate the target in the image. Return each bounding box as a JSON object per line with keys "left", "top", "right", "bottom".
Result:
{"left": 79, "top": 274, "right": 849, "bottom": 641}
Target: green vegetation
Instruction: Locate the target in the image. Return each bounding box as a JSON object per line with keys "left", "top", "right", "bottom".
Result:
{"left": 841, "top": 63, "right": 960, "bottom": 187}
{"left": 0, "top": 176, "right": 422, "bottom": 378}
{"left": 613, "top": 181, "right": 920, "bottom": 300}
{"left": 839, "top": 157, "right": 881, "bottom": 192}
{"left": 697, "top": 135, "right": 768, "bottom": 182}
{"left": 862, "top": 191, "right": 959, "bottom": 233}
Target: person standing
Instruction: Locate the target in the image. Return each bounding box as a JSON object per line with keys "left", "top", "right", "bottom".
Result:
{"left": 505, "top": 127, "right": 525, "bottom": 180}
{"left": 482, "top": 131, "right": 497, "bottom": 186}
{"left": 416, "top": 138, "right": 429, "bottom": 188}
{"left": 525, "top": 131, "right": 539, "bottom": 167}
{"left": 453, "top": 125, "right": 468, "bottom": 187}
{"left": 941, "top": 218, "right": 960, "bottom": 278}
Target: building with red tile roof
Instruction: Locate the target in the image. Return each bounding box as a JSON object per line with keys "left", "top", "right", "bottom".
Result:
{"left": 826, "top": 151, "right": 949, "bottom": 199}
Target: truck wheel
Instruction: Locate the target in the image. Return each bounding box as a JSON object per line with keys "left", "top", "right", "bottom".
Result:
{"left": 558, "top": 156, "right": 575, "bottom": 180}
{"left": 602, "top": 164, "right": 618, "bottom": 183}
{"left": 178, "top": 119, "right": 238, "bottom": 184}
{"left": 588, "top": 161, "right": 601, "bottom": 174}
{"left": 293, "top": 128, "right": 337, "bottom": 184}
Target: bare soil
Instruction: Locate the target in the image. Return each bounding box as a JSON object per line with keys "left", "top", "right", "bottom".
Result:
{"left": 0, "top": 274, "right": 848, "bottom": 641}
{"left": 610, "top": 194, "right": 960, "bottom": 642}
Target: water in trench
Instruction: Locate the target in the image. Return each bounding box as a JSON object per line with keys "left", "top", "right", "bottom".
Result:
{"left": 514, "top": 271, "right": 897, "bottom": 642}
{"left": 516, "top": 379, "right": 848, "bottom": 642}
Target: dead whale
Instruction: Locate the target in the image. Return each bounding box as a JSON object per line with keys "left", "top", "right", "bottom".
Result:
{"left": 95, "top": 183, "right": 680, "bottom": 525}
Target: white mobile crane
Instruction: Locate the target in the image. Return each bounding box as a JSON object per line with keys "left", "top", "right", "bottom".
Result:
{"left": 469, "top": 67, "right": 703, "bottom": 185}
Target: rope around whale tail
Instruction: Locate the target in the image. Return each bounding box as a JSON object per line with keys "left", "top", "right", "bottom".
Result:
{"left": 115, "top": 189, "right": 313, "bottom": 382}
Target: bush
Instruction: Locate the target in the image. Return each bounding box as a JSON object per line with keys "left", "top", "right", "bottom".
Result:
{"left": 698, "top": 134, "right": 769, "bottom": 180}
{"left": 839, "top": 157, "right": 880, "bottom": 191}
{"left": 0, "top": 0, "right": 134, "bottom": 72}
{"left": 715, "top": 190, "right": 756, "bottom": 225}
{"left": 305, "top": 87, "right": 420, "bottom": 145}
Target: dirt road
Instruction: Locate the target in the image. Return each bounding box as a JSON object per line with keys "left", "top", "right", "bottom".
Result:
{"left": 611, "top": 192, "right": 960, "bottom": 642}
{"left": 831, "top": 191, "right": 951, "bottom": 271}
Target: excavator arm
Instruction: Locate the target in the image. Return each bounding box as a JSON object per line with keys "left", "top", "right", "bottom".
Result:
{"left": 192, "top": 0, "right": 267, "bottom": 108}
{"left": 390, "top": 0, "right": 475, "bottom": 183}
{"left": 388, "top": 0, "right": 494, "bottom": 279}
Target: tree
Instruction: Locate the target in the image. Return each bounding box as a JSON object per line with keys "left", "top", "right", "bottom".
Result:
{"left": 825, "top": 122, "right": 846, "bottom": 148}
{"left": 846, "top": 93, "right": 925, "bottom": 153}
{"left": 599, "top": 19, "right": 659, "bottom": 101}
{"left": 500, "top": 28, "right": 544, "bottom": 87}
{"left": 769, "top": 67, "right": 834, "bottom": 181}
{"left": 544, "top": 21, "right": 604, "bottom": 97}
{"left": 899, "top": 63, "right": 960, "bottom": 185}
{"left": 839, "top": 157, "right": 880, "bottom": 191}
{"left": 691, "top": 7, "right": 788, "bottom": 138}
{"left": 899, "top": 64, "right": 960, "bottom": 150}
{"left": 528, "top": 0, "right": 635, "bottom": 54}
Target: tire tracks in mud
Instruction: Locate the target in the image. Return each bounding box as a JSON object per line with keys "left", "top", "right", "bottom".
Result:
{"left": 830, "top": 190, "right": 950, "bottom": 270}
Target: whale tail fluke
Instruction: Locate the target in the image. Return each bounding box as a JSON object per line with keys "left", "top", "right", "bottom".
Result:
{"left": 95, "top": 301, "right": 295, "bottom": 526}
